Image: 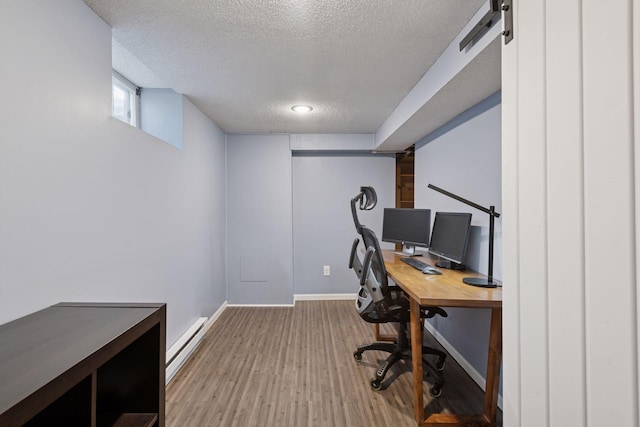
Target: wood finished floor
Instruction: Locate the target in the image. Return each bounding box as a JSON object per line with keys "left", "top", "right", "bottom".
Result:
{"left": 166, "top": 300, "right": 502, "bottom": 426}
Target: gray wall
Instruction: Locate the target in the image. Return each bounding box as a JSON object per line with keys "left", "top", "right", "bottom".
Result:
{"left": 414, "top": 91, "right": 501, "bottom": 386}
{"left": 0, "top": 0, "right": 227, "bottom": 348}
{"left": 226, "top": 134, "right": 294, "bottom": 304}
{"left": 141, "top": 88, "right": 184, "bottom": 149}
{"left": 292, "top": 153, "right": 395, "bottom": 295}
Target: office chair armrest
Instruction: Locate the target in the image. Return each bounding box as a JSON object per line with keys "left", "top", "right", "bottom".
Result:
{"left": 360, "top": 246, "right": 375, "bottom": 288}
{"left": 423, "top": 307, "right": 448, "bottom": 318}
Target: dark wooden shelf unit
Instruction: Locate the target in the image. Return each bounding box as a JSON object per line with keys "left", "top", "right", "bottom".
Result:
{"left": 0, "top": 303, "right": 166, "bottom": 427}
{"left": 396, "top": 149, "right": 415, "bottom": 208}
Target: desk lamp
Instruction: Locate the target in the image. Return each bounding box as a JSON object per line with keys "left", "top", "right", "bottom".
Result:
{"left": 428, "top": 184, "right": 500, "bottom": 288}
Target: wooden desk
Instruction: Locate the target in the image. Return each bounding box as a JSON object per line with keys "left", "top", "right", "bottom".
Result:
{"left": 383, "top": 250, "right": 502, "bottom": 427}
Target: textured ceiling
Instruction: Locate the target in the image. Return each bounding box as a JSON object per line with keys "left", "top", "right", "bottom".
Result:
{"left": 83, "top": 0, "right": 486, "bottom": 135}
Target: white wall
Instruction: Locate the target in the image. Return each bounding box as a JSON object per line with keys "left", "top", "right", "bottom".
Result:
{"left": 226, "top": 134, "right": 294, "bottom": 305}
{"left": 414, "top": 91, "right": 501, "bottom": 390}
{"left": 292, "top": 153, "right": 395, "bottom": 295}
{"left": 0, "top": 0, "right": 227, "bottom": 348}
{"left": 503, "top": 1, "right": 639, "bottom": 426}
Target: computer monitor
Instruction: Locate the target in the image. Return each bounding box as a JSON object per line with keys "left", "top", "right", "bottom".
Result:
{"left": 381, "top": 208, "right": 431, "bottom": 256}
{"left": 428, "top": 212, "right": 472, "bottom": 270}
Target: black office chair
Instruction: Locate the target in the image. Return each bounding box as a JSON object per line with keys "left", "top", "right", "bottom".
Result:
{"left": 348, "top": 187, "right": 447, "bottom": 396}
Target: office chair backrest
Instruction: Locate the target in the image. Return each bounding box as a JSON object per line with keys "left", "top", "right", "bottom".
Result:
{"left": 349, "top": 187, "right": 393, "bottom": 318}
{"left": 361, "top": 225, "right": 391, "bottom": 298}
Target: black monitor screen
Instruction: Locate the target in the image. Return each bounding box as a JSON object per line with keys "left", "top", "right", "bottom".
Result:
{"left": 381, "top": 208, "right": 431, "bottom": 253}
{"left": 428, "top": 212, "right": 472, "bottom": 264}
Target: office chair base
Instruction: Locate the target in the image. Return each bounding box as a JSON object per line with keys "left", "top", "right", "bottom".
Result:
{"left": 370, "top": 378, "right": 383, "bottom": 391}
{"left": 354, "top": 343, "right": 446, "bottom": 396}
{"left": 353, "top": 342, "right": 396, "bottom": 360}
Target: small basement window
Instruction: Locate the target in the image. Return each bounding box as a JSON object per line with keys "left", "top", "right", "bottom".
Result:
{"left": 112, "top": 70, "right": 140, "bottom": 127}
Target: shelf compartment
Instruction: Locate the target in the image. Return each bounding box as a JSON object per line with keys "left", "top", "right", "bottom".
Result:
{"left": 97, "top": 412, "right": 158, "bottom": 427}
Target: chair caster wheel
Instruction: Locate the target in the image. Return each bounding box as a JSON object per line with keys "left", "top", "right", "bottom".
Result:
{"left": 353, "top": 351, "right": 362, "bottom": 361}
{"left": 430, "top": 386, "right": 442, "bottom": 398}
{"left": 370, "top": 378, "right": 382, "bottom": 391}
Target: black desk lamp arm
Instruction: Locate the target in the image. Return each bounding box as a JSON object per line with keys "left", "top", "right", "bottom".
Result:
{"left": 428, "top": 184, "right": 500, "bottom": 287}
{"left": 427, "top": 184, "right": 500, "bottom": 218}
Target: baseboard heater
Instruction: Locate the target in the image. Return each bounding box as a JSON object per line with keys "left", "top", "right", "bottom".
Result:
{"left": 165, "top": 302, "right": 228, "bottom": 383}
{"left": 165, "top": 317, "right": 207, "bottom": 383}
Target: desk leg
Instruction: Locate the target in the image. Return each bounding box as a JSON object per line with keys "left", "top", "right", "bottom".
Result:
{"left": 410, "top": 299, "right": 424, "bottom": 424}
{"left": 483, "top": 308, "right": 502, "bottom": 424}
{"left": 419, "top": 308, "right": 501, "bottom": 427}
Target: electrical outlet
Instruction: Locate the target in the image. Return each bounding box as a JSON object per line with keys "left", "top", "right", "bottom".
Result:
{"left": 323, "top": 265, "right": 331, "bottom": 276}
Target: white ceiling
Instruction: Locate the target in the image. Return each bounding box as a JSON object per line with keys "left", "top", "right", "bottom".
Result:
{"left": 83, "top": 0, "right": 490, "bottom": 142}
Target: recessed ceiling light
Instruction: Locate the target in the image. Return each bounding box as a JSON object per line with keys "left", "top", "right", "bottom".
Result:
{"left": 291, "top": 105, "right": 313, "bottom": 113}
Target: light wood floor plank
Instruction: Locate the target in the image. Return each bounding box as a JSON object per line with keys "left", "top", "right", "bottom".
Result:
{"left": 166, "top": 300, "right": 502, "bottom": 426}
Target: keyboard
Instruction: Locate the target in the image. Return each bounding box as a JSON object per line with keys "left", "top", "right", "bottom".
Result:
{"left": 400, "top": 257, "right": 442, "bottom": 275}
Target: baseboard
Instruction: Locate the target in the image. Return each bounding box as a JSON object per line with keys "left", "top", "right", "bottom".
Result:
{"left": 294, "top": 293, "right": 357, "bottom": 301}
{"left": 165, "top": 301, "right": 228, "bottom": 383}
{"left": 226, "top": 303, "right": 295, "bottom": 307}
{"left": 424, "top": 321, "right": 503, "bottom": 409}
{"left": 226, "top": 294, "right": 357, "bottom": 306}
{"left": 203, "top": 301, "right": 228, "bottom": 329}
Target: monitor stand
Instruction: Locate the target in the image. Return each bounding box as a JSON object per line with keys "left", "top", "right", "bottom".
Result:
{"left": 394, "top": 245, "right": 425, "bottom": 257}
{"left": 399, "top": 244, "right": 421, "bottom": 256}
{"left": 435, "top": 260, "right": 466, "bottom": 271}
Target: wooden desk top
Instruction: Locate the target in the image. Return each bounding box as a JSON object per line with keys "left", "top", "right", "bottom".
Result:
{"left": 383, "top": 250, "right": 502, "bottom": 308}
